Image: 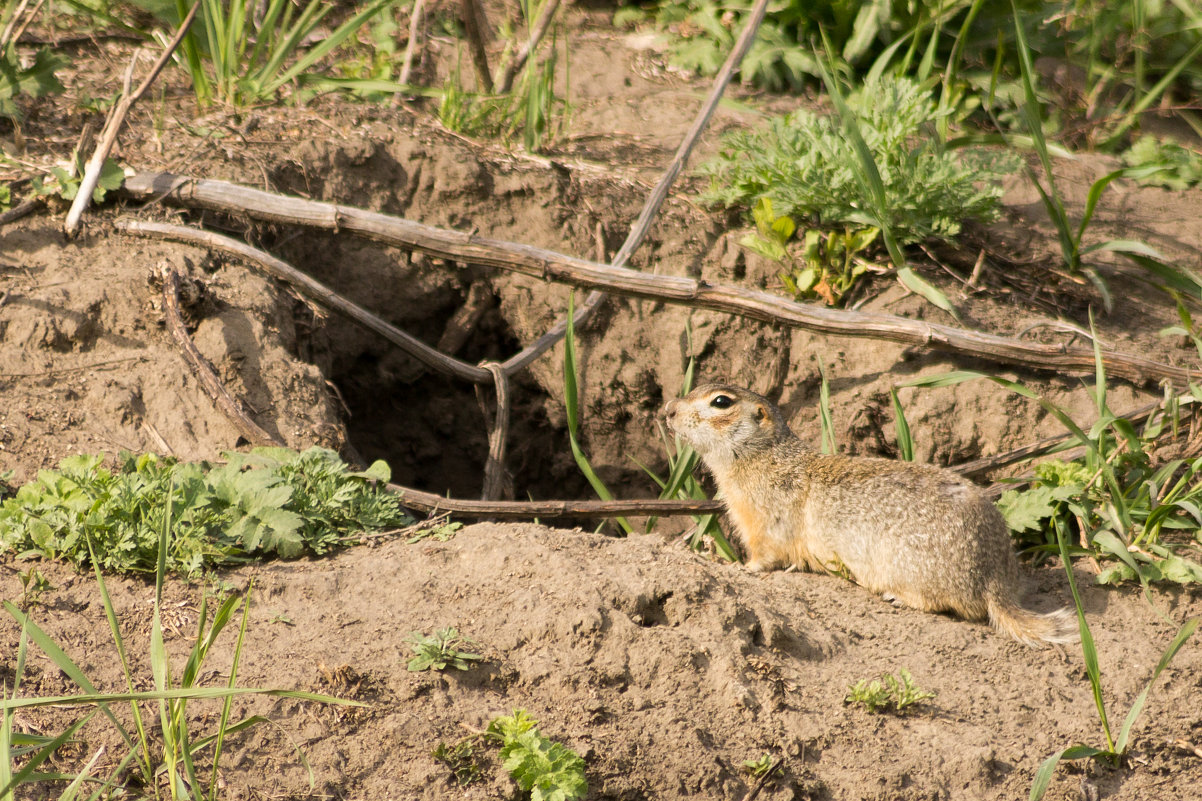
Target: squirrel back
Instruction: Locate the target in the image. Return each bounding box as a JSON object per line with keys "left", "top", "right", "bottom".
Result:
{"left": 665, "top": 383, "right": 1077, "bottom": 648}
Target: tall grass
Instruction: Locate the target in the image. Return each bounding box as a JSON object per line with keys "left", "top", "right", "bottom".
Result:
{"left": 173, "top": 0, "right": 394, "bottom": 107}
{"left": 1027, "top": 518, "right": 1197, "bottom": 801}
{"left": 0, "top": 488, "right": 353, "bottom": 799}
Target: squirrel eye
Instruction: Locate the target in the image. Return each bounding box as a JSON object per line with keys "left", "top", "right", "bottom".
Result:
{"left": 709, "top": 394, "right": 734, "bottom": 409}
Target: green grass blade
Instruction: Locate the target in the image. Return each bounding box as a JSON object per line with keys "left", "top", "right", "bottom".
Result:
{"left": 1029, "top": 745, "right": 1106, "bottom": 801}
{"left": 1114, "top": 617, "right": 1198, "bottom": 755}
{"left": 1055, "top": 518, "right": 1114, "bottom": 752}
{"left": 86, "top": 536, "right": 153, "bottom": 781}
{"left": 818, "top": 360, "right": 836, "bottom": 455}
{"left": 890, "top": 388, "right": 914, "bottom": 462}
{"left": 0, "top": 686, "right": 360, "bottom": 712}
{"left": 210, "top": 588, "right": 252, "bottom": 799}
{"left": 563, "top": 293, "right": 631, "bottom": 533}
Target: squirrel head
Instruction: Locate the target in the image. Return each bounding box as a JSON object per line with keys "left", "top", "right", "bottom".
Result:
{"left": 664, "top": 383, "right": 791, "bottom": 470}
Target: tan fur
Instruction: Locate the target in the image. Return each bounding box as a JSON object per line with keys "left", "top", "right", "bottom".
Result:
{"left": 665, "top": 383, "right": 1078, "bottom": 648}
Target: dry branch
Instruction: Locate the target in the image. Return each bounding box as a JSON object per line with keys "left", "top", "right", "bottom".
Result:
{"left": 124, "top": 171, "right": 1198, "bottom": 388}
{"left": 158, "top": 263, "right": 281, "bottom": 447}
{"left": 459, "top": 0, "right": 493, "bottom": 93}
{"left": 494, "top": 0, "right": 561, "bottom": 94}
{"left": 389, "top": 483, "right": 725, "bottom": 519}
{"left": 118, "top": 219, "right": 494, "bottom": 383}
{"left": 63, "top": 0, "right": 199, "bottom": 237}
{"left": 503, "top": 0, "right": 774, "bottom": 371}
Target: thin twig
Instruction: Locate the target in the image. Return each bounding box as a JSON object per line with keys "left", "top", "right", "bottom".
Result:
{"left": 459, "top": 0, "right": 493, "bottom": 93}
{"left": 397, "top": 0, "right": 425, "bottom": 90}
{"left": 123, "top": 172, "right": 1200, "bottom": 388}
{"left": 63, "top": 0, "right": 200, "bottom": 238}
{"left": 388, "top": 483, "right": 725, "bottom": 519}
{"left": 502, "top": 0, "right": 774, "bottom": 372}
{"left": 0, "top": 197, "right": 43, "bottom": 228}
{"left": 158, "top": 262, "right": 281, "bottom": 447}
{"left": 481, "top": 362, "right": 511, "bottom": 501}
{"left": 117, "top": 219, "right": 493, "bottom": 383}
{"left": 494, "top": 0, "right": 561, "bottom": 94}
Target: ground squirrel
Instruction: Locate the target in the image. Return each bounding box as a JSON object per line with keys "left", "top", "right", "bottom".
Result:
{"left": 665, "top": 383, "right": 1078, "bottom": 648}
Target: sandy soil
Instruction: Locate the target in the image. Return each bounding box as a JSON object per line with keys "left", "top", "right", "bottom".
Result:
{"left": 2, "top": 4, "right": 1201, "bottom": 800}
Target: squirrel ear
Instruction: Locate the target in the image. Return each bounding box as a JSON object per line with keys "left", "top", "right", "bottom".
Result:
{"left": 754, "top": 404, "right": 766, "bottom": 422}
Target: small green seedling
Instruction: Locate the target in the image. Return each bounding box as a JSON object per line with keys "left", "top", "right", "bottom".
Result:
{"left": 16, "top": 567, "right": 52, "bottom": 610}
{"left": 406, "top": 521, "right": 463, "bottom": 544}
{"left": 405, "top": 627, "right": 483, "bottom": 672}
{"left": 845, "top": 669, "right": 935, "bottom": 714}
{"left": 432, "top": 739, "right": 484, "bottom": 787}
{"left": 742, "top": 753, "right": 776, "bottom": 778}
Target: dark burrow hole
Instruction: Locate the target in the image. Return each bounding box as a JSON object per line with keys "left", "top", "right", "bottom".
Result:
{"left": 273, "top": 231, "right": 593, "bottom": 501}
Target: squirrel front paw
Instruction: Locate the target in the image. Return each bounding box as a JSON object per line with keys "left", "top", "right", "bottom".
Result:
{"left": 744, "top": 558, "right": 770, "bottom": 573}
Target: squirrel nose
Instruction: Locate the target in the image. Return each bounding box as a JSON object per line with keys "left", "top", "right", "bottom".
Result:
{"left": 664, "top": 399, "right": 681, "bottom": 428}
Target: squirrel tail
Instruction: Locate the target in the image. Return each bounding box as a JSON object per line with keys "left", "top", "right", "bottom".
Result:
{"left": 986, "top": 597, "right": 1080, "bottom": 648}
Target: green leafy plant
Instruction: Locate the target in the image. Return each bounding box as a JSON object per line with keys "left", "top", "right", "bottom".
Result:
{"left": 1028, "top": 521, "right": 1198, "bottom": 801}
{"left": 432, "top": 738, "right": 484, "bottom": 787}
{"left": 0, "top": 447, "right": 410, "bottom": 575}
{"left": 741, "top": 753, "right": 776, "bottom": 778}
{"left": 487, "top": 710, "right": 587, "bottom": 801}
{"left": 1121, "top": 135, "right": 1202, "bottom": 191}
{"left": 845, "top": 668, "right": 936, "bottom": 714}
{"left": 0, "top": 493, "right": 354, "bottom": 800}
{"left": 741, "top": 198, "right": 879, "bottom": 307}
{"left": 15, "top": 567, "right": 52, "bottom": 610}
{"left": 0, "top": 0, "right": 68, "bottom": 120}
{"left": 31, "top": 153, "right": 124, "bottom": 204}
{"left": 405, "top": 627, "right": 483, "bottom": 672}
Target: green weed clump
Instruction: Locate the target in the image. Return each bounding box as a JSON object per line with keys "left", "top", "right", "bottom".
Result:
{"left": 487, "top": 710, "right": 587, "bottom": 801}
{"left": 0, "top": 447, "right": 410, "bottom": 575}
{"left": 405, "top": 627, "right": 483, "bottom": 672}
{"left": 641, "top": 0, "right": 994, "bottom": 91}
{"left": 700, "top": 75, "right": 1012, "bottom": 246}
{"left": 845, "top": 668, "right": 935, "bottom": 714}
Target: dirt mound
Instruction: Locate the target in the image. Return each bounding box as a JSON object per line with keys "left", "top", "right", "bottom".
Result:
{"left": 3, "top": 524, "right": 1200, "bottom": 799}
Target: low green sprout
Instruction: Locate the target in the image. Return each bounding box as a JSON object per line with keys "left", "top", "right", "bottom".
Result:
{"left": 845, "top": 669, "right": 935, "bottom": 714}
{"left": 405, "top": 627, "right": 483, "bottom": 672}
